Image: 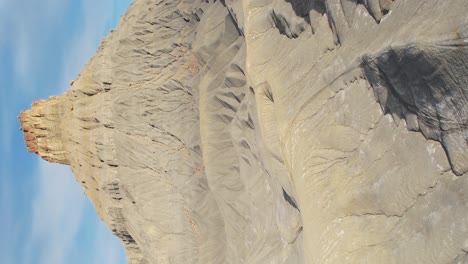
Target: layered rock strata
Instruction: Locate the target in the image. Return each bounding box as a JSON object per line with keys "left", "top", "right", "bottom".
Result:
{"left": 20, "top": 0, "right": 468, "bottom": 263}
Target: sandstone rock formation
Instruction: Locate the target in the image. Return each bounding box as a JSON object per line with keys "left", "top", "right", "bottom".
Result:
{"left": 19, "top": 0, "right": 468, "bottom": 263}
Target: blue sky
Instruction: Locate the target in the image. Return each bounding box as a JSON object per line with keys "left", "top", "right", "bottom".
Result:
{"left": 0, "top": 0, "right": 132, "bottom": 263}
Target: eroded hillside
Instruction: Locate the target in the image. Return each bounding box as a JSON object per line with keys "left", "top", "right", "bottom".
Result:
{"left": 20, "top": 0, "right": 468, "bottom": 263}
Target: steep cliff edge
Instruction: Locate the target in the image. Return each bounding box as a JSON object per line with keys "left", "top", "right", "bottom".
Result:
{"left": 19, "top": 0, "right": 468, "bottom": 263}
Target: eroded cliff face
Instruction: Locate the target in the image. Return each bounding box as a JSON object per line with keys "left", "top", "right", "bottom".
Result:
{"left": 19, "top": 0, "right": 468, "bottom": 263}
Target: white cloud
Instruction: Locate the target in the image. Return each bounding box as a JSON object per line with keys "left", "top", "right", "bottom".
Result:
{"left": 12, "top": 24, "right": 30, "bottom": 84}
{"left": 2, "top": 0, "right": 68, "bottom": 88}
{"left": 59, "top": 0, "right": 116, "bottom": 91}
{"left": 1, "top": 0, "right": 125, "bottom": 93}
{"left": 0, "top": 176, "right": 19, "bottom": 264}
{"left": 1, "top": 107, "right": 12, "bottom": 155}
{"left": 21, "top": 154, "right": 126, "bottom": 264}
{"left": 23, "top": 159, "right": 86, "bottom": 264}
{"left": 92, "top": 219, "right": 126, "bottom": 264}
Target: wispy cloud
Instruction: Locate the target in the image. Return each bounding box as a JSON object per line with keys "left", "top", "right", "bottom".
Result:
{"left": 92, "top": 218, "right": 127, "bottom": 264}
{"left": 1, "top": 107, "right": 12, "bottom": 155}
{"left": 59, "top": 0, "right": 117, "bottom": 91}
{"left": 0, "top": 0, "right": 68, "bottom": 90}
{"left": 0, "top": 177, "right": 19, "bottom": 264}
{"left": 23, "top": 160, "right": 86, "bottom": 264}
{"left": 20, "top": 159, "right": 126, "bottom": 264}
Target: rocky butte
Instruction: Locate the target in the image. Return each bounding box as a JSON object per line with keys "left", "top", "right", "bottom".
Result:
{"left": 19, "top": 0, "right": 468, "bottom": 263}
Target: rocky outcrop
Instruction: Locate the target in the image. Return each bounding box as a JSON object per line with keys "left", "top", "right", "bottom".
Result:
{"left": 19, "top": 96, "right": 70, "bottom": 164}
{"left": 19, "top": 0, "right": 468, "bottom": 263}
